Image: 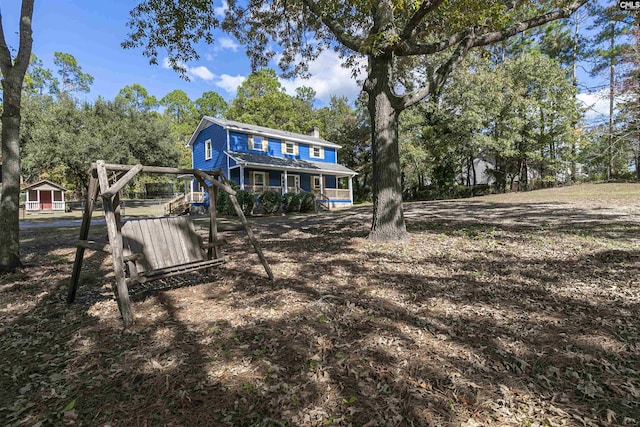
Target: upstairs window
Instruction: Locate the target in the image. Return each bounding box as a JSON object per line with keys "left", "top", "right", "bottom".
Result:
{"left": 310, "top": 145, "right": 324, "bottom": 159}
{"left": 249, "top": 135, "right": 267, "bottom": 151}
{"left": 284, "top": 141, "right": 297, "bottom": 155}
{"left": 205, "top": 139, "right": 212, "bottom": 160}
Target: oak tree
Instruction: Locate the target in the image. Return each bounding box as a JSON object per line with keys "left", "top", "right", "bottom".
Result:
{"left": 125, "top": 0, "right": 587, "bottom": 241}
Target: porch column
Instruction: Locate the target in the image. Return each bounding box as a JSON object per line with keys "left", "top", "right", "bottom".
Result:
{"left": 51, "top": 190, "right": 55, "bottom": 209}
{"left": 319, "top": 173, "right": 323, "bottom": 196}
{"left": 37, "top": 189, "right": 40, "bottom": 210}
{"left": 190, "top": 180, "right": 194, "bottom": 203}
{"left": 283, "top": 170, "right": 288, "bottom": 195}
{"left": 240, "top": 165, "right": 245, "bottom": 190}
{"left": 348, "top": 176, "right": 353, "bottom": 204}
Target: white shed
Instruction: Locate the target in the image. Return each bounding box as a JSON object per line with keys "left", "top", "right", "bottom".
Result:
{"left": 23, "top": 180, "right": 66, "bottom": 213}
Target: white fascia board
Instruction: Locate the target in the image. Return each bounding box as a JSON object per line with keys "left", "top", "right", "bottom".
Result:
{"left": 232, "top": 161, "right": 357, "bottom": 177}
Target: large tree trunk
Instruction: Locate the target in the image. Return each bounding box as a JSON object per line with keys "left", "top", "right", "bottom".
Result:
{"left": 366, "top": 55, "right": 409, "bottom": 242}
{"left": 0, "top": 76, "right": 24, "bottom": 271}
{"left": 0, "top": 0, "right": 34, "bottom": 272}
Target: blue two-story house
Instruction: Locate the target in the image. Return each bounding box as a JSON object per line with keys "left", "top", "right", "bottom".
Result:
{"left": 187, "top": 116, "right": 357, "bottom": 208}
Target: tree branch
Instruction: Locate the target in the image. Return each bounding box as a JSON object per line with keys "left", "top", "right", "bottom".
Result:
{"left": 398, "top": 29, "right": 475, "bottom": 110}
{"left": 300, "top": 0, "right": 366, "bottom": 53}
{"left": 398, "top": 0, "right": 588, "bottom": 56}
{"left": 15, "top": 0, "right": 34, "bottom": 76}
{"left": 470, "top": 0, "right": 588, "bottom": 49}
{"left": 0, "top": 11, "right": 13, "bottom": 74}
{"left": 399, "top": 0, "right": 445, "bottom": 41}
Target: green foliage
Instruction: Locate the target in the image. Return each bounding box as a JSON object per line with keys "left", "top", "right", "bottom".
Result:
{"left": 226, "top": 68, "right": 318, "bottom": 133}
{"left": 195, "top": 91, "right": 228, "bottom": 118}
{"left": 235, "top": 190, "right": 255, "bottom": 216}
{"left": 282, "top": 192, "right": 302, "bottom": 213}
{"left": 20, "top": 94, "right": 179, "bottom": 194}
{"left": 116, "top": 83, "right": 158, "bottom": 112}
{"left": 257, "top": 190, "right": 282, "bottom": 214}
{"left": 53, "top": 52, "right": 94, "bottom": 94}
{"left": 299, "top": 191, "right": 316, "bottom": 213}
{"left": 216, "top": 180, "right": 240, "bottom": 216}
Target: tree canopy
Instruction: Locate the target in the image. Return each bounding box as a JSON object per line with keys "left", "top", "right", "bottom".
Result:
{"left": 125, "top": 0, "right": 588, "bottom": 241}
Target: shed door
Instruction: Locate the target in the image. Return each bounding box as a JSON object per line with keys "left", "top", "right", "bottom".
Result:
{"left": 40, "top": 191, "right": 52, "bottom": 209}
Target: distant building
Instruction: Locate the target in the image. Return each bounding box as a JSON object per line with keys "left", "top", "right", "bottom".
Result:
{"left": 23, "top": 180, "right": 66, "bottom": 213}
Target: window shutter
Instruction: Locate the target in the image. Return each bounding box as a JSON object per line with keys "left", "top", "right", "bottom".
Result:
{"left": 263, "top": 138, "right": 268, "bottom": 152}
{"left": 294, "top": 143, "right": 299, "bottom": 156}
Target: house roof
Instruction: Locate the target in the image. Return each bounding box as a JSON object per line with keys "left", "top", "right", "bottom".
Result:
{"left": 225, "top": 151, "right": 357, "bottom": 176}
{"left": 22, "top": 179, "right": 66, "bottom": 191}
{"left": 187, "top": 116, "right": 342, "bottom": 149}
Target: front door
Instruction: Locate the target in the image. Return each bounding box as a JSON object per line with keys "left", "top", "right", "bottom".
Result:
{"left": 40, "top": 191, "right": 52, "bottom": 210}
{"left": 281, "top": 174, "right": 300, "bottom": 193}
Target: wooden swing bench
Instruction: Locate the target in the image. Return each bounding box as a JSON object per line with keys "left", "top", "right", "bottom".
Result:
{"left": 67, "top": 161, "right": 274, "bottom": 328}
{"left": 121, "top": 216, "right": 227, "bottom": 286}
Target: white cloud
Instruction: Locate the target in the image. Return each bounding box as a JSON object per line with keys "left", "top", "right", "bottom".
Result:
{"left": 214, "top": 0, "right": 228, "bottom": 17}
{"left": 578, "top": 89, "right": 619, "bottom": 122}
{"left": 162, "top": 57, "right": 215, "bottom": 81}
{"left": 188, "top": 66, "right": 215, "bottom": 81}
{"left": 277, "top": 50, "right": 365, "bottom": 105}
{"left": 218, "top": 37, "right": 239, "bottom": 52}
{"left": 214, "top": 74, "right": 246, "bottom": 94}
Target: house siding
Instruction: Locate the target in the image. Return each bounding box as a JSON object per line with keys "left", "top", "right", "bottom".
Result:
{"left": 228, "top": 130, "right": 337, "bottom": 164}
{"left": 192, "top": 122, "right": 228, "bottom": 175}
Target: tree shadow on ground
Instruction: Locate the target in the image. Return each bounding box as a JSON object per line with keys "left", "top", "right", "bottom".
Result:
{"left": 2, "top": 198, "right": 640, "bottom": 426}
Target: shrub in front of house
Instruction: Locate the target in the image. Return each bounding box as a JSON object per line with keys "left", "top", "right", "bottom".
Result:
{"left": 235, "top": 190, "right": 255, "bottom": 216}
{"left": 216, "top": 181, "right": 240, "bottom": 216}
{"left": 299, "top": 191, "right": 316, "bottom": 213}
{"left": 282, "top": 192, "right": 302, "bottom": 213}
{"left": 258, "top": 190, "right": 282, "bottom": 214}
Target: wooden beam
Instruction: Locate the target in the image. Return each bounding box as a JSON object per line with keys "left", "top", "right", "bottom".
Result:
{"left": 102, "top": 163, "right": 143, "bottom": 197}
{"left": 194, "top": 170, "right": 237, "bottom": 196}
{"left": 97, "top": 160, "right": 135, "bottom": 327}
{"left": 76, "top": 240, "right": 111, "bottom": 252}
{"left": 227, "top": 192, "right": 274, "bottom": 281}
{"left": 67, "top": 175, "right": 100, "bottom": 303}
{"left": 94, "top": 161, "right": 222, "bottom": 177}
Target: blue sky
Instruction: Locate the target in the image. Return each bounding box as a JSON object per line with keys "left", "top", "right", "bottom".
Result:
{"left": 0, "top": 0, "right": 362, "bottom": 106}
{"left": 0, "top": 0, "right": 612, "bottom": 114}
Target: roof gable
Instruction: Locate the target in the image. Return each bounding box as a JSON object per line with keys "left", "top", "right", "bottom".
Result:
{"left": 22, "top": 179, "right": 66, "bottom": 191}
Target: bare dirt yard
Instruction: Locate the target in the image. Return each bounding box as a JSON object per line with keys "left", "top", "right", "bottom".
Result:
{"left": 2, "top": 183, "right": 639, "bottom": 426}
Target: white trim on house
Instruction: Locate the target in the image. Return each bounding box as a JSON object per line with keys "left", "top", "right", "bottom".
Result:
{"left": 309, "top": 145, "right": 324, "bottom": 159}
{"left": 205, "top": 139, "right": 212, "bottom": 160}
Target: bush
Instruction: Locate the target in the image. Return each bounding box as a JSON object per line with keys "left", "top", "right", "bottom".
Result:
{"left": 216, "top": 180, "right": 240, "bottom": 216}
{"left": 299, "top": 191, "right": 316, "bottom": 212}
{"left": 258, "top": 190, "right": 282, "bottom": 214}
{"left": 235, "top": 190, "right": 255, "bottom": 216}
{"left": 282, "top": 192, "right": 302, "bottom": 213}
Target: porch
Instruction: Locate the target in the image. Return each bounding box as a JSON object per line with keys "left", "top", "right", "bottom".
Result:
{"left": 230, "top": 166, "right": 354, "bottom": 205}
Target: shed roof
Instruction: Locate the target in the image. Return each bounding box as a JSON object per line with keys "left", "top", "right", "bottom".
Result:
{"left": 22, "top": 179, "right": 66, "bottom": 191}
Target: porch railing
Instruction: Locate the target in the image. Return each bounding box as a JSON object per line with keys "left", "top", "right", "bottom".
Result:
{"left": 322, "top": 189, "right": 351, "bottom": 200}
{"left": 25, "top": 201, "right": 66, "bottom": 211}
{"left": 247, "top": 185, "right": 283, "bottom": 194}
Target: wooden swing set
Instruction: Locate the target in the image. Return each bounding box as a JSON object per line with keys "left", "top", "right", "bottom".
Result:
{"left": 67, "top": 160, "right": 274, "bottom": 327}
